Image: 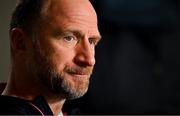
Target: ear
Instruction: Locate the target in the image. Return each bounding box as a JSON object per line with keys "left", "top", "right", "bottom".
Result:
{"left": 10, "top": 28, "right": 27, "bottom": 55}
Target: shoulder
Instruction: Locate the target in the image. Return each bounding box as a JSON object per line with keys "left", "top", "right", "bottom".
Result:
{"left": 0, "top": 95, "right": 41, "bottom": 115}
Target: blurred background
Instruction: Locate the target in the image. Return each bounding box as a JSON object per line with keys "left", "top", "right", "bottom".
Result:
{"left": 64, "top": 0, "right": 180, "bottom": 115}
{"left": 0, "top": 0, "right": 16, "bottom": 82}
{"left": 1, "top": 0, "right": 180, "bottom": 115}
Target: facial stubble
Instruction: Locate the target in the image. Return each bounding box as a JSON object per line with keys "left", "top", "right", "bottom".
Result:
{"left": 30, "top": 41, "right": 92, "bottom": 100}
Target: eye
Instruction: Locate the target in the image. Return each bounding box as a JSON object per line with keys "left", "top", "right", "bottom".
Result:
{"left": 62, "top": 35, "right": 79, "bottom": 47}
{"left": 89, "top": 38, "right": 97, "bottom": 45}
{"left": 64, "top": 36, "right": 76, "bottom": 42}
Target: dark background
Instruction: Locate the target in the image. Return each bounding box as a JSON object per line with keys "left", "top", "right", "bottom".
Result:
{"left": 63, "top": 0, "right": 180, "bottom": 114}
{"left": 0, "top": 0, "right": 16, "bottom": 83}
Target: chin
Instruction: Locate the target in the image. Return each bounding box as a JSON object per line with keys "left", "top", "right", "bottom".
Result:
{"left": 63, "top": 78, "right": 90, "bottom": 100}
{"left": 65, "top": 87, "right": 89, "bottom": 100}
{"left": 49, "top": 73, "right": 90, "bottom": 100}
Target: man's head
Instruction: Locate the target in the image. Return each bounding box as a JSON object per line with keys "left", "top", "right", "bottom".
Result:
{"left": 10, "top": 0, "right": 101, "bottom": 99}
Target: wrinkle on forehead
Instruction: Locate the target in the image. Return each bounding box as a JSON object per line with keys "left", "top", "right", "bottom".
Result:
{"left": 43, "top": 0, "right": 97, "bottom": 19}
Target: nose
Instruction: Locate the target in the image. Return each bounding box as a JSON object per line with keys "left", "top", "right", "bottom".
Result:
{"left": 74, "top": 39, "right": 95, "bottom": 67}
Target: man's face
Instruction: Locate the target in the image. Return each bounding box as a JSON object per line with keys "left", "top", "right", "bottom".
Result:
{"left": 28, "top": 0, "right": 101, "bottom": 99}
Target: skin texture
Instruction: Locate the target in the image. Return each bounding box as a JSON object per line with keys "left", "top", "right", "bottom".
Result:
{"left": 3, "top": 0, "right": 101, "bottom": 115}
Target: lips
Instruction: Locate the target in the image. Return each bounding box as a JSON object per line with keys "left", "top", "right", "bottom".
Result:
{"left": 68, "top": 71, "right": 86, "bottom": 75}
{"left": 65, "top": 69, "right": 91, "bottom": 79}
{"left": 66, "top": 70, "right": 89, "bottom": 76}
{"left": 64, "top": 67, "right": 93, "bottom": 76}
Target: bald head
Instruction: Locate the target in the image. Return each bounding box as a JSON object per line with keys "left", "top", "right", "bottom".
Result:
{"left": 10, "top": 0, "right": 97, "bottom": 34}
{"left": 41, "top": 0, "right": 98, "bottom": 28}
{"left": 40, "top": 0, "right": 98, "bottom": 31}
{"left": 46, "top": 0, "right": 97, "bottom": 17}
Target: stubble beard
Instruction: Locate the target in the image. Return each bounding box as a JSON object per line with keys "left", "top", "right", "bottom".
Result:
{"left": 29, "top": 42, "right": 91, "bottom": 100}
{"left": 40, "top": 65, "right": 90, "bottom": 100}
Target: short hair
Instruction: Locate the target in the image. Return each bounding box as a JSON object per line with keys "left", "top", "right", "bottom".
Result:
{"left": 10, "top": 0, "right": 49, "bottom": 60}
{"left": 10, "top": 0, "right": 46, "bottom": 34}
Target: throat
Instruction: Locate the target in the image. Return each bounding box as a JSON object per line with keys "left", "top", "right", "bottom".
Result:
{"left": 47, "top": 97, "right": 66, "bottom": 115}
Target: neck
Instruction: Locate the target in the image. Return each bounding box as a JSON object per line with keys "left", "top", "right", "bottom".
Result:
{"left": 47, "top": 98, "right": 66, "bottom": 115}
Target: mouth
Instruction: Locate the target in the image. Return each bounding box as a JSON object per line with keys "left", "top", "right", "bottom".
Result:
{"left": 64, "top": 67, "right": 93, "bottom": 78}
{"left": 66, "top": 71, "right": 90, "bottom": 78}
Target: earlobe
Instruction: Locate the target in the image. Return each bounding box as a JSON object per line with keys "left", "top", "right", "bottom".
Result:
{"left": 10, "top": 28, "right": 26, "bottom": 53}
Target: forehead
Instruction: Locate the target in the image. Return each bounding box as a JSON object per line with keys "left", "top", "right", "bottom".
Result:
{"left": 46, "top": 0, "right": 97, "bottom": 20}
{"left": 43, "top": 0, "right": 100, "bottom": 36}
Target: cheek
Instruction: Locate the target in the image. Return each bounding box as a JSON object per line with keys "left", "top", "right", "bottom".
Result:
{"left": 50, "top": 45, "right": 75, "bottom": 70}
{"left": 39, "top": 38, "right": 76, "bottom": 70}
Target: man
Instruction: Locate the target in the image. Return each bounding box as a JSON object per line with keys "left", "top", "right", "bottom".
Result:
{"left": 0, "top": 0, "right": 101, "bottom": 115}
